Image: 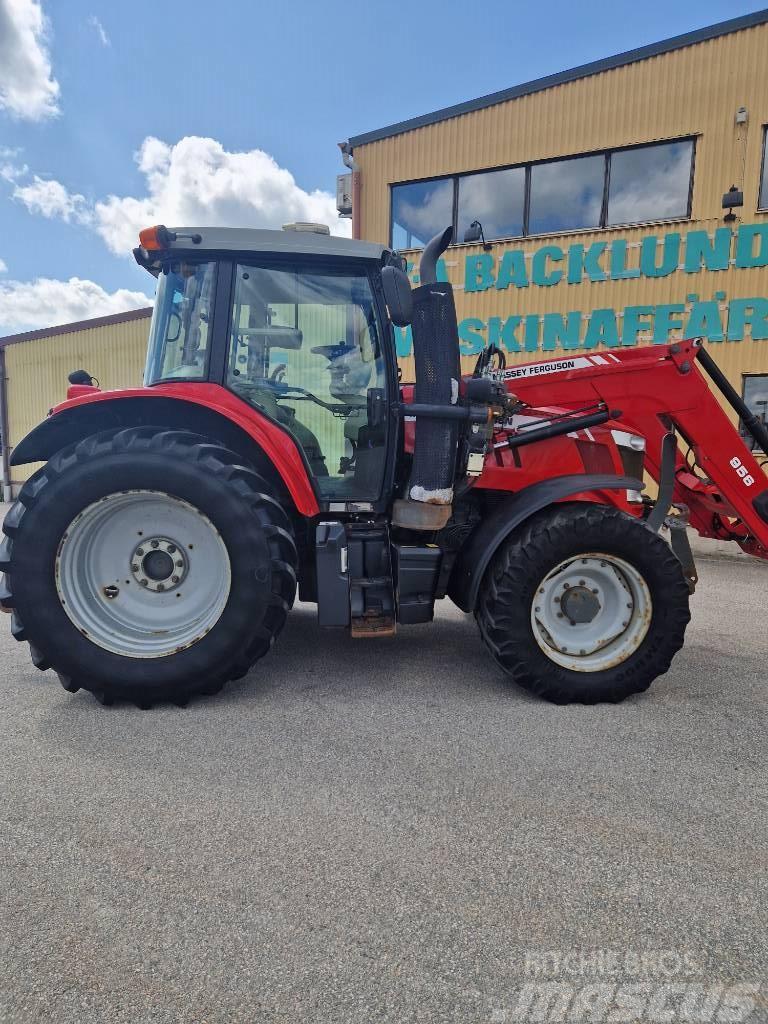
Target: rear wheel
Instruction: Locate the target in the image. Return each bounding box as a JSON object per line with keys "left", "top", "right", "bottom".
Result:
{"left": 476, "top": 504, "right": 691, "bottom": 704}
{"left": 0, "top": 428, "right": 298, "bottom": 707}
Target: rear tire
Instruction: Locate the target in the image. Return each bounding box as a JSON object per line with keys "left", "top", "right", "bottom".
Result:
{"left": 476, "top": 503, "right": 691, "bottom": 704}
{"left": 0, "top": 427, "right": 297, "bottom": 707}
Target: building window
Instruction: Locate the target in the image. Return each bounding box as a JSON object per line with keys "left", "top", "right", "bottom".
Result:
{"left": 457, "top": 167, "right": 526, "bottom": 242}
{"left": 607, "top": 139, "right": 694, "bottom": 225}
{"left": 759, "top": 128, "right": 768, "bottom": 210}
{"left": 390, "top": 137, "right": 695, "bottom": 249}
{"left": 529, "top": 154, "right": 604, "bottom": 235}
{"left": 391, "top": 178, "right": 454, "bottom": 250}
{"left": 741, "top": 375, "right": 768, "bottom": 452}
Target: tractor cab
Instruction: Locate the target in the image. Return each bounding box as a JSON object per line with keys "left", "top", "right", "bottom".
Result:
{"left": 138, "top": 224, "right": 399, "bottom": 507}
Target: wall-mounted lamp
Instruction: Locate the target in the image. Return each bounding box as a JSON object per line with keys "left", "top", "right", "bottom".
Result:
{"left": 463, "top": 220, "right": 492, "bottom": 250}
{"left": 722, "top": 184, "right": 744, "bottom": 223}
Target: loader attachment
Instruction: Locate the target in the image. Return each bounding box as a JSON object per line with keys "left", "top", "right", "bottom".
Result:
{"left": 497, "top": 340, "right": 768, "bottom": 561}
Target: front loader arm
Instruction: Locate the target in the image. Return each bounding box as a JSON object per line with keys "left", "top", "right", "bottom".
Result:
{"left": 503, "top": 341, "right": 768, "bottom": 560}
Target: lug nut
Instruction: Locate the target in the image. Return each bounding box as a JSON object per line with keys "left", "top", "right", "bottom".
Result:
{"left": 557, "top": 612, "right": 564, "bottom": 618}
{"left": 157, "top": 584, "right": 165, "bottom": 592}
{"left": 131, "top": 564, "right": 139, "bottom": 573}
{"left": 563, "top": 583, "right": 571, "bottom": 590}
{"left": 137, "top": 548, "right": 144, "bottom": 556}
{"left": 151, "top": 540, "right": 160, "bottom": 549}
{"left": 168, "top": 545, "right": 176, "bottom": 554}
{"left": 579, "top": 579, "right": 586, "bottom": 586}
{"left": 140, "top": 579, "right": 148, "bottom": 587}
{"left": 171, "top": 576, "right": 180, "bottom": 585}
{"left": 176, "top": 561, "right": 184, "bottom": 568}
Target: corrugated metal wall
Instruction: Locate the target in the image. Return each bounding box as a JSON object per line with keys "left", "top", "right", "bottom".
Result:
{"left": 353, "top": 20, "right": 768, "bottom": 417}
{"left": 4, "top": 316, "right": 150, "bottom": 485}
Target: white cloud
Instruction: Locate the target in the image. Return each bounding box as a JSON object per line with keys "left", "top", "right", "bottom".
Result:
{"left": 87, "top": 14, "right": 109, "bottom": 46}
{"left": 0, "top": 258, "right": 7, "bottom": 273}
{"left": 0, "top": 0, "right": 60, "bottom": 120}
{"left": 91, "top": 135, "right": 351, "bottom": 254}
{"left": 13, "top": 174, "right": 91, "bottom": 222}
{"left": 5, "top": 135, "right": 351, "bottom": 255}
{"left": 0, "top": 146, "right": 28, "bottom": 182}
{"left": 0, "top": 276, "right": 152, "bottom": 333}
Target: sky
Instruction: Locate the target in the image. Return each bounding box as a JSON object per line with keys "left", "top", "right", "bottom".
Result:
{"left": 0, "top": 0, "right": 765, "bottom": 334}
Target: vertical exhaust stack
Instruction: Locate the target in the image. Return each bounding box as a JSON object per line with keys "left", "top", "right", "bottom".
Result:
{"left": 393, "top": 227, "right": 461, "bottom": 531}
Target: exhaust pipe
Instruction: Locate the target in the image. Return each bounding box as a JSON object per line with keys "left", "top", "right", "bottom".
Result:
{"left": 419, "top": 225, "right": 453, "bottom": 286}
{"left": 393, "top": 227, "right": 461, "bottom": 531}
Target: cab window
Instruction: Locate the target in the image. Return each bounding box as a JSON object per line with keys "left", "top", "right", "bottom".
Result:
{"left": 227, "top": 263, "right": 388, "bottom": 500}
{"left": 145, "top": 261, "right": 216, "bottom": 384}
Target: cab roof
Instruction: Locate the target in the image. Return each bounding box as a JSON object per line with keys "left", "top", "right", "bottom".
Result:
{"left": 149, "top": 226, "right": 386, "bottom": 261}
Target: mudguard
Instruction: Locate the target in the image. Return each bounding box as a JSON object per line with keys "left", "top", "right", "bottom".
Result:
{"left": 10, "top": 384, "right": 320, "bottom": 517}
{"left": 448, "top": 473, "right": 644, "bottom": 612}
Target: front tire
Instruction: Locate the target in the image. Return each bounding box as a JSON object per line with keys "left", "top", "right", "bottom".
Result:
{"left": 0, "top": 428, "right": 298, "bottom": 707}
{"left": 476, "top": 503, "right": 691, "bottom": 704}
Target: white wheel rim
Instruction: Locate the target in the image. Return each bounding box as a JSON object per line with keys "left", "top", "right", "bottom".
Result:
{"left": 56, "top": 491, "right": 232, "bottom": 659}
{"left": 530, "top": 553, "right": 652, "bottom": 673}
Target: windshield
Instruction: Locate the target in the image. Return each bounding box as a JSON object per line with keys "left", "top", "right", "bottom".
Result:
{"left": 144, "top": 261, "right": 216, "bottom": 384}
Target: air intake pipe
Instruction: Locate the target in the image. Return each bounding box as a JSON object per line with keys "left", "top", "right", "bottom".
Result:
{"left": 393, "top": 226, "right": 462, "bottom": 531}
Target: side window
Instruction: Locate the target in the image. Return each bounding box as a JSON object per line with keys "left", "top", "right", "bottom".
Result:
{"left": 607, "top": 139, "right": 693, "bottom": 225}
{"left": 741, "top": 375, "right": 768, "bottom": 452}
{"left": 227, "top": 263, "right": 388, "bottom": 500}
{"left": 391, "top": 179, "right": 454, "bottom": 250}
{"left": 457, "top": 167, "right": 525, "bottom": 243}
{"left": 145, "top": 262, "right": 216, "bottom": 384}
{"left": 529, "top": 154, "right": 604, "bottom": 235}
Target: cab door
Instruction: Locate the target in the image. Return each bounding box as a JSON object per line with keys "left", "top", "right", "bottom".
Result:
{"left": 225, "top": 259, "right": 392, "bottom": 504}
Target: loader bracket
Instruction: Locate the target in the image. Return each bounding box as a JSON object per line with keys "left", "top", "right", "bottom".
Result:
{"left": 666, "top": 515, "right": 698, "bottom": 593}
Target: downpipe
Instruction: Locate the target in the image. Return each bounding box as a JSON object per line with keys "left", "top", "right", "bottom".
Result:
{"left": 0, "top": 347, "right": 12, "bottom": 503}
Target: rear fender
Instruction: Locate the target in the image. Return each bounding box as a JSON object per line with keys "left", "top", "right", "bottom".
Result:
{"left": 448, "top": 473, "right": 643, "bottom": 612}
{"left": 10, "top": 387, "right": 319, "bottom": 517}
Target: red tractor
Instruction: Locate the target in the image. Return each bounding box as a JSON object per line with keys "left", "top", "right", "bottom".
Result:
{"left": 2, "top": 223, "right": 767, "bottom": 708}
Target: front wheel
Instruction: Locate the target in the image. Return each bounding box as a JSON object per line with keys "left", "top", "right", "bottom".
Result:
{"left": 0, "top": 428, "right": 298, "bottom": 707}
{"left": 476, "top": 504, "right": 691, "bottom": 704}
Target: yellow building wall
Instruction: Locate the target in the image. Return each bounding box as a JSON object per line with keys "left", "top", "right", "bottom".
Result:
{"left": 4, "top": 316, "right": 150, "bottom": 486}
{"left": 353, "top": 19, "right": 768, "bottom": 419}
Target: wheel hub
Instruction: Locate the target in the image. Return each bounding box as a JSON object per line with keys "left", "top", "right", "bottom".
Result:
{"left": 130, "top": 538, "right": 187, "bottom": 592}
{"left": 560, "top": 585, "right": 601, "bottom": 624}
{"left": 530, "top": 553, "right": 652, "bottom": 673}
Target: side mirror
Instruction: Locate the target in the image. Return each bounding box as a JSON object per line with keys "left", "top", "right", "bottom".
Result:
{"left": 68, "top": 369, "right": 95, "bottom": 386}
{"left": 381, "top": 265, "right": 413, "bottom": 326}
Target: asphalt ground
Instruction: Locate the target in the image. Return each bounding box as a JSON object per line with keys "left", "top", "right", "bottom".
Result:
{"left": 1, "top": 512, "right": 767, "bottom": 1022}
